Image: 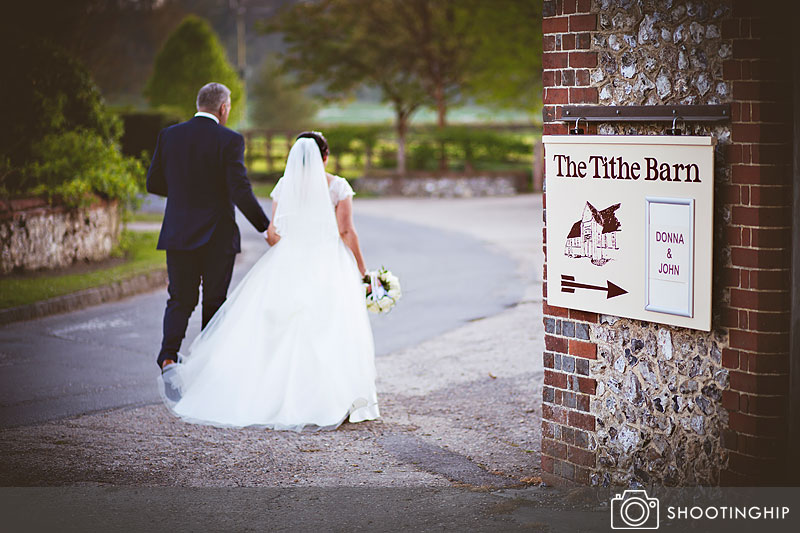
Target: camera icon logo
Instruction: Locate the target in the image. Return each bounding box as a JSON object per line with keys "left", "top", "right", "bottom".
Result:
{"left": 610, "top": 489, "right": 660, "bottom": 529}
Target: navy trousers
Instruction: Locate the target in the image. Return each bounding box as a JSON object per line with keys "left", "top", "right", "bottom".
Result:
{"left": 156, "top": 243, "right": 236, "bottom": 368}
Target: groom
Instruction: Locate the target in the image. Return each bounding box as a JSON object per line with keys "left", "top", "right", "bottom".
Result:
{"left": 146, "top": 82, "right": 270, "bottom": 374}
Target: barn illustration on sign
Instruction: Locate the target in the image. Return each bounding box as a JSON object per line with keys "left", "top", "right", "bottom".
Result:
{"left": 564, "top": 201, "right": 622, "bottom": 266}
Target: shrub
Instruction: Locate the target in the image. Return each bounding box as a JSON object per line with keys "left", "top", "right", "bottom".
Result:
{"left": 1, "top": 38, "right": 121, "bottom": 189}
{"left": 377, "top": 147, "right": 398, "bottom": 169}
{"left": 24, "top": 129, "right": 146, "bottom": 210}
{"left": 0, "top": 38, "right": 145, "bottom": 214}
{"left": 408, "top": 141, "right": 438, "bottom": 171}
{"left": 144, "top": 16, "right": 245, "bottom": 125}
{"left": 427, "top": 127, "right": 531, "bottom": 169}
{"left": 321, "top": 125, "right": 385, "bottom": 155}
{"left": 314, "top": 125, "right": 385, "bottom": 173}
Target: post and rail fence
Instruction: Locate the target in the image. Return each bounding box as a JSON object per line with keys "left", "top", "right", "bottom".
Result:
{"left": 240, "top": 123, "right": 544, "bottom": 195}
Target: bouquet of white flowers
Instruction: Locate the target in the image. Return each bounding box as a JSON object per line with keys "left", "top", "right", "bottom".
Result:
{"left": 363, "top": 267, "right": 402, "bottom": 314}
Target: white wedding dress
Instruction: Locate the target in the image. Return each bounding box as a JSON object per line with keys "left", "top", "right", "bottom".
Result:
{"left": 158, "top": 138, "right": 379, "bottom": 431}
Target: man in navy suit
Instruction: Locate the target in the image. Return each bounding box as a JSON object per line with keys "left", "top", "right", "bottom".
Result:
{"left": 146, "top": 82, "right": 270, "bottom": 375}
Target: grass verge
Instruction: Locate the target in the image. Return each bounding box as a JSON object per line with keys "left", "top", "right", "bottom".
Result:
{"left": 0, "top": 232, "right": 164, "bottom": 310}
{"left": 128, "top": 211, "right": 164, "bottom": 223}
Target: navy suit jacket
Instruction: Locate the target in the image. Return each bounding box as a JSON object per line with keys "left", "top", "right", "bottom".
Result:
{"left": 146, "top": 116, "right": 269, "bottom": 254}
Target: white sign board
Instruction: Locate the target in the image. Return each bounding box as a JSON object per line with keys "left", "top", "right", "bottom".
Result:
{"left": 544, "top": 135, "right": 715, "bottom": 331}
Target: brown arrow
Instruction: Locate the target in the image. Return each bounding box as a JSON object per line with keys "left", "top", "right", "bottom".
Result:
{"left": 561, "top": 275, "right": 628, "bottom": 299}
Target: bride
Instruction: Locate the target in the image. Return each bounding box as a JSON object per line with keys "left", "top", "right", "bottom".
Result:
{"left": 158, "top": 132, "right": 380, "bottom": 430}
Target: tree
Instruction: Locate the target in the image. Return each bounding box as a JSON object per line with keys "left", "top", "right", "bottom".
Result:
{"left": 3, "top": 0, "right": 187, "bottom": 106}
{"left": 393, "top": 0, "right": 542, "bottom": 124}
{"left": 249, "top": 56, "right": 318, "bottom": 131}
{"left": 265, "top": 0, "right": 430, "bottom": 175}
{"left": 0, "top": 37, "right": 121, "bottom": 183}
{"left": 463, "top": 0, "right": 543, "bottom": 114}
{"left": 76, "top": 1, "right": 187, "bottom": 104}
{"left": 0, "top": 36, "right": 144, "bottom": 211}
{"left": 387, "top": 0, "right": 482, "bottom": 129}
{"left": 265, "top": 0, "right": 541, "bottom": 172}
{"left": 144, "top": 15, "right": 245, "bottom": 124}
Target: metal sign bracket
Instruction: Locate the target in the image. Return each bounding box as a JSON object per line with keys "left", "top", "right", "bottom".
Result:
{"left": 559, "top": 104, "right": 731, "bottom": 124}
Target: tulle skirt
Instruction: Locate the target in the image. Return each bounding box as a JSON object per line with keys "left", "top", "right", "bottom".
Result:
{"left": 157, "top": 234, "right": 380, "bottom": 431}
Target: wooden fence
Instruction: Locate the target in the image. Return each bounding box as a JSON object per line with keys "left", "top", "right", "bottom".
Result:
{"left": 242, "top": 124, "right": 544, "bottom": 191}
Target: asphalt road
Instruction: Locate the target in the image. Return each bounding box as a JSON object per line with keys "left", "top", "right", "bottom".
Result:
{"left": 0, "top": 198, "right": 518, "bottom": 428}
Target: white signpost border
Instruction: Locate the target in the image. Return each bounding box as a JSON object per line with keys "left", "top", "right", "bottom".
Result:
{"left": 644, "top": 196, "right": 695, "bottom": 318}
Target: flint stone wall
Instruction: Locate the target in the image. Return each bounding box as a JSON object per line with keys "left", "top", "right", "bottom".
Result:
{"left": 588, "top": 0, "right": 733, "bottom": 487}
{"left": 0, "top": 198, "right": 121, "bottom": 274}
{"left": 354, "top": 172, "right": 528, "bottom": 198}
{"left": 590, "top": 318, "right": 730, "bottom": 486}
{"left": 593, "top": 0, "right": 731, "bottom": 107}
{"left": 590, "top": 0, "right": 731, "bottom": 486}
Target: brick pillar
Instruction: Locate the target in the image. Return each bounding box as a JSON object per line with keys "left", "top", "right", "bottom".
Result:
{"left": 540, "top": 0, "right": 601, "bottom": 485}
{"left": 541, "top": 0, "right": 794, "bottom": 487}
{"left": 719, "top": 2, "right": 793, "bottom": 485}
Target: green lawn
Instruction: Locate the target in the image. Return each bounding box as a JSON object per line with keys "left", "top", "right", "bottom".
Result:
{"left": 314, "top": 101, "right": 534, "bottom": 125}
{"left": 0, "top": 231, "right": 164, "bottom": 310}
{"left": 233, "top": 101, "right": 535, "bottom": 129}
{"left": 129, "top": 211, "right": 164, "bottom": 223}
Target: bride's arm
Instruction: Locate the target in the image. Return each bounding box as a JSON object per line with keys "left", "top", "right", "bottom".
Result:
{"left": 335, "top": 197, "right": 366, "bottom": 277}
{"left": 266, "top": 201, "right": 280, "bottom": 245}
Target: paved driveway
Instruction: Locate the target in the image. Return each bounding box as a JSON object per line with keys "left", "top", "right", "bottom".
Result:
{"left": 0, "top": 197, "right": 519, "bottom": 428}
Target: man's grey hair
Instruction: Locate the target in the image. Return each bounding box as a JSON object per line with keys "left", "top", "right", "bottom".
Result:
{"left": 196, "top": 82, "right": 231, "bottom": 112}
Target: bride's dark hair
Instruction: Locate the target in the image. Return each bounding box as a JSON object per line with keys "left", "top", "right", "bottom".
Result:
{"left": 296, "top": 131, "right": 329, "bottom": 159}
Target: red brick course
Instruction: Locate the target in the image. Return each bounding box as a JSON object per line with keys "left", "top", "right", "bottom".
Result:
{"left": 543, "top": 16, "right": 569, "bottom": 35}
{"left": 713, "top": 3, "right": 792, "bottom": 484}
{"left": 568, "top": 339, "right": 597, "bottom": 359}
{"left": 540, "top": 0, "right": 606, "bottom": 486}
{"left": 569, "top": 14, "right": 597, "bottom": 32}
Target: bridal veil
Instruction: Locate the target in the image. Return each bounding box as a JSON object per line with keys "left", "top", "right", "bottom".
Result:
{"left": 158, "top": 138, "right": 380, "bottom": 430}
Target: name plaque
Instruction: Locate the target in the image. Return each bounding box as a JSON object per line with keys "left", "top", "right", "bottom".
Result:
{"left": 646, "top": 197, "right": 694, "bottom": 317}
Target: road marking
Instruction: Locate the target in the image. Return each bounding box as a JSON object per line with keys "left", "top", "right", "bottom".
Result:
{"left": 51, "top": 317, "right": 132, "bottom": 337}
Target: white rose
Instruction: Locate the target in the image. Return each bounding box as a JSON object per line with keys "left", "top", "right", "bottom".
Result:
{"left": 377, "top": 297, "right": 394, "bottom": 312}
{"left": 388, "top": 289, "right": 401, "bottom": 300}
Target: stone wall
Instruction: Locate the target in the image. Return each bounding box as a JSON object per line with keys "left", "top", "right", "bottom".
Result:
{"left": 541, "top": 0, "right": 794, "bottom": 487}
{"left": 0, "top": 198, "right": 121, "bottom": 274}
{"left": 354, "top": 172, "right": 528, "bottom": 198}
{"left": 587, "top": 0, "right": 732, "bottom": 488}
{"left": 590, "top": 318, "right": 730, "bottom": 486}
